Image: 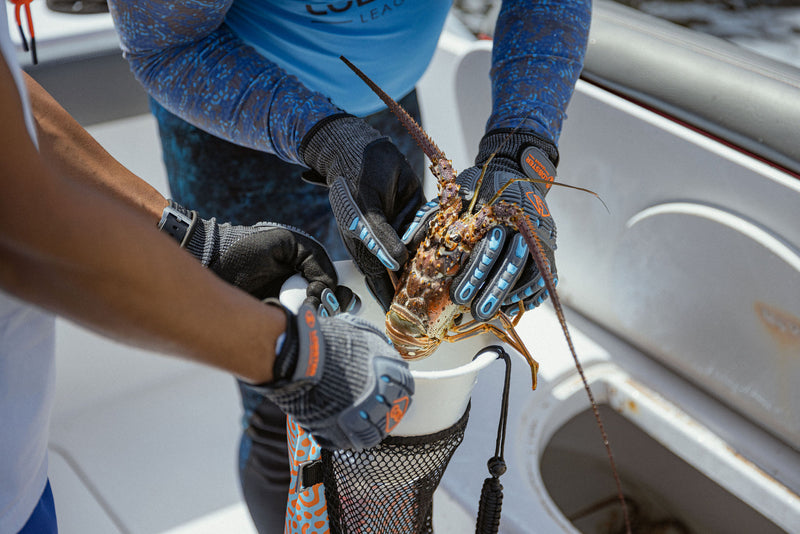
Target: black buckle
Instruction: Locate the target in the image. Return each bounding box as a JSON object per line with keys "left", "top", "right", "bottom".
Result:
{"left": 158, "top": 205, "right": 194, "bottom": 246}
{"left": 295, "top": 459, "right": 324, "bottom": 492}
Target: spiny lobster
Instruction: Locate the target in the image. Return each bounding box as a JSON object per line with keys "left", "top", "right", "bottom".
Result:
{"left": 340, "top": 56, "right": 631, "bottom": 533}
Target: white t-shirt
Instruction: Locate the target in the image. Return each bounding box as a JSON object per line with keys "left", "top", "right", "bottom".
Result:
{"left": 0, "top": 4, "right": 57, "bottom": 532}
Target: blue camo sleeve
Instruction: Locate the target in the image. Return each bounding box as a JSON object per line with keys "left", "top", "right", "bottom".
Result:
{"left": 488, "top": 0, "right": 591, "bottom": 146}
{"left": 108, "top": 0, "right": 340, "bottom": 165}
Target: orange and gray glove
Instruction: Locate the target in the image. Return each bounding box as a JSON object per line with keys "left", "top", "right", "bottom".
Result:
{"left": 255, "top": 298, "right": 414, "bottom": 451}
{"left": 158, "top": 200, "right": 413, "bottom": 450}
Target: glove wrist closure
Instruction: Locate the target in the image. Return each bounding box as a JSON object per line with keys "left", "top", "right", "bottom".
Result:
{"left": 157, "top": 199, "right": 197, "bottom": 247}
{"left": 476, "top": 130, "right": 559, "bottom": 197}
{"left": 157, "top": 199, "right": 215, "bottom": 265}
{"left": 257, "top": 300, "right": 325, "bottom": 393}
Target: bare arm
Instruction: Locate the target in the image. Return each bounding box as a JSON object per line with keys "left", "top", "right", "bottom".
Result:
{"left": 0, "top": 55, "right": 281, "bottom": 384}
{"left": 24, "top": 72, "right": 167, "bottom": 220}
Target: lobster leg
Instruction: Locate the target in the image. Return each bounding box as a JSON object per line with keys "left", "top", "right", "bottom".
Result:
{"left": 443, "top": 314, "right": 539, "bottom": 389}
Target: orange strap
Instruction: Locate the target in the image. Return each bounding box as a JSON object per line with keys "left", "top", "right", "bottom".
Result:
{"left": 285, "top": 417, "right": 329, "bottom": 533}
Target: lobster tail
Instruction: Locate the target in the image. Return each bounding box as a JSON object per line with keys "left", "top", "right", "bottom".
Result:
{"left": 340, "top": 56, "right": 447, "bottom": 165}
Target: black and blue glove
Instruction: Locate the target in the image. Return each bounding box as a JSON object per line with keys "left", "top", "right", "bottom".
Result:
{"left": 256, "top": 298, "right": 414, "bottom": 451}
{"left": 300, "top": 114, "right": 425, "bottom": 311}
{"left": 403, "top": 130, "right": 559, "bottom": 321}
{"left": 158, "top": 200, "right": 413, "bottom": 450}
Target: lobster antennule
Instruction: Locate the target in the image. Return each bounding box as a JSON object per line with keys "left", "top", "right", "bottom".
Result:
{"left": 340, "top": 55, "right": 447, "bottom": 165}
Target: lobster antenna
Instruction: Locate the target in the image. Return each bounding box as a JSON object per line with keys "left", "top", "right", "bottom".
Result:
{"left": 340, "top": 56, "right": 448, "bottom": 165}
{"left": 465, "top": 118, "right": 608, "bottom": 213}
{"left": 516, "top": 220, "right": 631, "bottom": 534}
{"left": 489, "top": 177, "right": 610, "bottom": 213}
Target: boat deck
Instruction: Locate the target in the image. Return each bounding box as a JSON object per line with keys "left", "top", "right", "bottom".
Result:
{"left": 12, "top": 2, "right": 799, "bottom": 533}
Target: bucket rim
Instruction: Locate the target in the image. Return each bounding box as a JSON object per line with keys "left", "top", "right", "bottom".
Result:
{"left": 409, "top": 349, "right": 497, "bottom": 380}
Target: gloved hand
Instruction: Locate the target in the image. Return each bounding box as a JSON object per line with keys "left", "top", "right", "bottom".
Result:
{"left": 157, "top": 200, "right": 347, "bottom": 305}
{"left": 403, "top": 130, "right": 559, "bottom": 321}
{"left": 255, "top": 298, "right": 414, "bottom": 451}
{"left": 299, "top": 114, "right": 425, "bottom": 311}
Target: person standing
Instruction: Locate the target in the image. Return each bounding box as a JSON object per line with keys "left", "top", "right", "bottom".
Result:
{"left": 107, "top": 0, "right": 591, "bottom": 530}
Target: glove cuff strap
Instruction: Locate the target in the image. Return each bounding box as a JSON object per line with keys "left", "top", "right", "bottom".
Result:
{"left": 477, "top": 130, "right": 559, "bottom": 196}
{"left": 157, "top": 200, "right": 197, "bottom": 247}
{"left": 260, "top": 300, "right": 325, "bottom": 390}
{"left": 264, "top": 299, "right": 300, "bottom": 384}
{"left": 520, "top": 145, "right": 557, "bottom": 195}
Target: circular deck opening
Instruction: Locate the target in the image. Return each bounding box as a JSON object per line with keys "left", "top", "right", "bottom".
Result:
{"left": 540, "top": 405, "right": 785, "bottom": 534}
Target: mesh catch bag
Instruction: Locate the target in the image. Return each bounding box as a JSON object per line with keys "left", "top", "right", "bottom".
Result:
{"left": 321, "top": 405, "right": 470, "bottom": 533}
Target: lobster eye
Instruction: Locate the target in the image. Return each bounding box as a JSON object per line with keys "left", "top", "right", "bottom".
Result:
{"left": 387, "top": 310, "right": 426, "bottom": 338}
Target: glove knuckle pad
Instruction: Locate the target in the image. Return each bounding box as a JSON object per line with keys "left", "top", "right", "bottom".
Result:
{"left": 330, "top": 177, "right": 400, "bottom": 272}
{"left": 334, "top": 356, "right": 412, "bottom": 450}
{"left": 336, "top": 409, "right": 383, "bottom": 450}
{"left": 402, "top": 200, "right": 439, "bottom": 245}
{"left": 471, "top": 233, "right": 527, "bottom": 321}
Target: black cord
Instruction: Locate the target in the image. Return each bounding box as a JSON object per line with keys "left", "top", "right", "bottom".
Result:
{"left": 475, "top": 346, "right": 512, "bottom": 534}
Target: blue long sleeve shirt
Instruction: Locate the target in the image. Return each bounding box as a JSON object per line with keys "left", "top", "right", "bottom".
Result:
{"left": 108, "top": 0, "right": 590, "bottom": 165}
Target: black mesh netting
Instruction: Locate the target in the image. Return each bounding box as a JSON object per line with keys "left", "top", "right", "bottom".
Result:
{"left": 320, "top": 405, "right": 470, "bottom": 533}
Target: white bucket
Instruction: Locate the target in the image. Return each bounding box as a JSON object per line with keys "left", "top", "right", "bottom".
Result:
{"left": 279, "top": 260, "right": 497, "bottom": 436}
